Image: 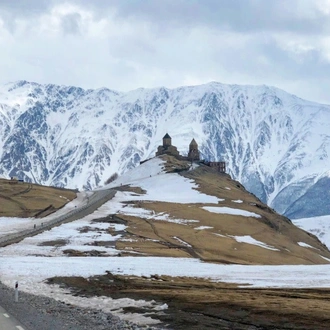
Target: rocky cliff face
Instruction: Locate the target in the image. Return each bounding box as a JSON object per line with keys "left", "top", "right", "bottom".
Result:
{"left": 0, "top": 80, "right": 329, "bottom": 219}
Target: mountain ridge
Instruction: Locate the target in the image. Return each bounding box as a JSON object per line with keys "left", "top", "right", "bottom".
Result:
{"left": 0, "top": 80, "right": 329, "bottom": 219}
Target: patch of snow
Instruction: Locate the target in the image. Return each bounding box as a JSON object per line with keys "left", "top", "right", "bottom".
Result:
{"left": 213, "top": 233, "right": 227, "bottom": 238}
{"left": 231, "top": 235, "right": 280, "bottom": 251}
{"left": 172, "top": 237, "right": 192, "bottom": 247}
{"left": 100, "top": 158, "right": 167, "bottom": 189}
{"left": 232, "top": 199, "right": 243, "bottom": 203}
{"left": 194, "top": 226, "right": 213, "bottom": 230}
{"left": 2, "top": 257, "right": 330, "bottom": 291}
{"left": 166, "top": 219, "right": 199, "bottom": 224}
{"left": 297, "top": 242, "right": 316, "bottom": 249}
{"left": 0, "top": 217, "right": 34, "bottom": 237}
{"left": 100, "top": 159, "right": 220, "bottom": 204}
{"left": 154, "top": 303, "right": 168, "bottom": 311}
{"left": 293, "top": 215, "right": 330, "bottom": 249}
{"left": 189, "top": 163, "right": 200, "bottom": 170}
{"left": 320, "top": 256, "right": 330, "bottom": 262}
{"left": 120, "top": 238, "right": 138, "bottom": 242}
{"left": 202, "top": 206, "right": 261, "bottom": 218}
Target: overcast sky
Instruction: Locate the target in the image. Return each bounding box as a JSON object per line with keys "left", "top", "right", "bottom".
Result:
{"left": 0, "top": 0, "right": 330, "bottom": 103}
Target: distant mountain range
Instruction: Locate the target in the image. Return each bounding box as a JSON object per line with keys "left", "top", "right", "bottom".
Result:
{"left": 0, "top": 80, "right": 329, "bottom": 219}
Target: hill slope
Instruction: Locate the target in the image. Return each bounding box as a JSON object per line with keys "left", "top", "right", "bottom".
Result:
{"left": 0, "top": 178, "right": 76, "bottom": 218}
{"left": 101, "top": 155, "right": 330, "bottom": 265}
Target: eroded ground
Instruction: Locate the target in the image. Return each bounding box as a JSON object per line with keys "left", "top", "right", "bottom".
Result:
{"left": 47, "top": 273, "right": 330, "bottom": 330}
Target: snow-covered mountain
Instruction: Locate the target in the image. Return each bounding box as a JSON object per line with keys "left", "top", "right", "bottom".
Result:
{"left": 0, "top": 80, "right": 329, "bottom": 219}
{"left": 293, "top": 215, "right": 330, "bottom": 249}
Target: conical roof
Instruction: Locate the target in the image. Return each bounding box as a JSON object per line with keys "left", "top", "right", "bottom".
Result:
{"left": 189, "top": 138, "right": 198, "bottom": 146}
{"left": 163, "top": 133, "right": 171, "bottom": 139}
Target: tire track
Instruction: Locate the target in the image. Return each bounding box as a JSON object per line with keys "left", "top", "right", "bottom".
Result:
{"left": 12, "top": 184, "right": 32, "bottom": 196}
{"left": 0, "top": 193, "right": 27, "bottom": 212}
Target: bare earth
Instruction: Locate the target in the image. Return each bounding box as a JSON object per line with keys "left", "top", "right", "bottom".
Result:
{"left": 48, "top": 273, "right": 330, "bottom": 330}
{"left": 0, "top": 178, "right": 76, "bottom": 217}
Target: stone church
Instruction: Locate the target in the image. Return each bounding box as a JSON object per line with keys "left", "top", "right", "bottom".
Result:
{"left": 155, "top": 133, "right": 225, "bottom": 173}
{"left": 155, "top": 133, "right": 180, "bottom": 157}
{"left": 187, "top": 138, "right": 200, "bottom": 161}
{"left": 156, "top": 133, "right": 199, "bottom": 161}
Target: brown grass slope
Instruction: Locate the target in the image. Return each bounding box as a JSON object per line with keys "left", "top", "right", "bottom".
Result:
{"left": 48, "top": 273, "right": 330, "bottom": 330}
{"left": 115, "top": 155, "right": 330, "bottom": 265}
{"left": 0, "top": 178, "right": 76, "bottom": 218}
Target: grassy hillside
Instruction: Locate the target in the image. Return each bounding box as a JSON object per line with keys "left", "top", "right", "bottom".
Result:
{"left": 114, "top": 155, "right": 330, "bottom": 265}
{"left": 0, "top": 178, "right": 77, "bottom": 218}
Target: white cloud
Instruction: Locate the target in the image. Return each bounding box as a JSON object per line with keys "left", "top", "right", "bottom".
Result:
{"left": 315, "top": 0, "right": 330, "bottom": 15}
{"left": 0, "top": 0, "right": 329, "bottom": 103}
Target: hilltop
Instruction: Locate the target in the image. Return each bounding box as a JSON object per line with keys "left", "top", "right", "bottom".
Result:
{"left": 101, "top": 155, "right": 330, "bottom": 265}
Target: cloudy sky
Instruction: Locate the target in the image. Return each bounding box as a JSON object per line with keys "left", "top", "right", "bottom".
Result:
{"left": 0, "top": 0, "right": 330, "bottom": 103}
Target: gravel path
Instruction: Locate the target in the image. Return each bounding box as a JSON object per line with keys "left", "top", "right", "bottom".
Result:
{"left": 0, "top": 282, "right": 163, "bottom": 330}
